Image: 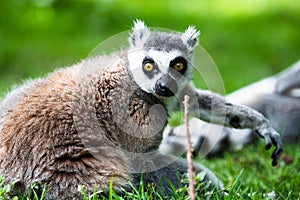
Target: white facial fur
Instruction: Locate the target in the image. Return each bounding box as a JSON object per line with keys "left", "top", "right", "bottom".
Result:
{"left": 127, "top": 49, "right": 191, "bottom": 96}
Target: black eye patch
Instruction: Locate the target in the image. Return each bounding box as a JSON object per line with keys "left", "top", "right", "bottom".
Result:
{"left": 169, "top": 56, "right": 188, "bottom": 74}
{"left": 142, "top": 56, "right": 159, "bottom": 78}
{"left": 142, "top": 56, "right": 155, "bottom": 65}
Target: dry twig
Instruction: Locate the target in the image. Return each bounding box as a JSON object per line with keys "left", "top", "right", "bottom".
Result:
{"left": 183, "top": 95, "right": 196, "bottom": 200}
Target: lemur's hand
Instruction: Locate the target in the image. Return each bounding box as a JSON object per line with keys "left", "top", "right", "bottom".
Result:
{"left": 255, "top": 125, "right": 283, "bottom": 166}
{"left": 188, "top": 88, "right": 284, "bottom": 166}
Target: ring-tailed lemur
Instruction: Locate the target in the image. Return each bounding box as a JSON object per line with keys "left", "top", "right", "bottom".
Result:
{"left": 161, "top": 60, "right": 300, "bottom": 157}
{"left": 0, "top": 20, "right": 283, "bottom": 199}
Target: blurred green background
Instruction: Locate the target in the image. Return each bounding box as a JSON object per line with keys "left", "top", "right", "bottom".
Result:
{"left": 0, "top": 0, "right": 299, "bottom": 96}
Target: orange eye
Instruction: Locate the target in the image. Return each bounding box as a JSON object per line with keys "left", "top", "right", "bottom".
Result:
{"left": 144, "top": 63, "right": 154, "bottom": 71}
{"left": 174, "top": 62, "right": 184, "bottom": 71}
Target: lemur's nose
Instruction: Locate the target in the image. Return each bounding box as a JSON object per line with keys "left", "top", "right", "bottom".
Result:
{"left": 154, "top": 74, "right": 178, "bottom": 97}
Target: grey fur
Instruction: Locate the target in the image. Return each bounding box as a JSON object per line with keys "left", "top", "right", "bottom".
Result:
{"left": 144, "top": 31, "right": 189, "bottom": 53}
{"left": 276, "top": 60, "right": 300, "bottom": 95}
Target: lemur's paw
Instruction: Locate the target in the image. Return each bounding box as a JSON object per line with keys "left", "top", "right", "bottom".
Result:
{"left": 255, "top": 125, "right": 283, "bottom": 166}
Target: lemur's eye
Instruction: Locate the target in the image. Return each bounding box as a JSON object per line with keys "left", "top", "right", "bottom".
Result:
{"left": 142, "top": 57, "right": 159, "bottom": 78}
{"left": 170, "top": 56, "right": 187, "bottom": 74}
{"left": 173, "top": 62, "right": 184, "bottom": 71}
{"left": 144, "top": 63, "right": 154, "bottom": 71}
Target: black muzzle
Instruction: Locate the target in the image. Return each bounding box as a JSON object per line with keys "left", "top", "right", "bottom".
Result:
{"left": 154, "top": 74, "right": 178, "bottom": 97}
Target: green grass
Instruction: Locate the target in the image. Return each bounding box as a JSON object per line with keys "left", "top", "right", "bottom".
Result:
{"left": 1, "top": 0, "right": 300, "bottom": 199}
{"left": 1, "top": 142, "right": 299, "bottom": 199}
{"left": 200, "top": 143, "right": 300, "bottom": 199}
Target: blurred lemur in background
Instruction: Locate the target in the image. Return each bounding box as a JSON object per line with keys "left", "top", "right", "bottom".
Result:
{"left": 0, "top": 20, "right": 283, "bottom": 199}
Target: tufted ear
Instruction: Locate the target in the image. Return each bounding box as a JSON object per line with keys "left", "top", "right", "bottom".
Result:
{"left": 181, "top": 26, "right": 200, "bottom": 50}
{"left": 129, "top": 19, "right": 150, "bottom": 48}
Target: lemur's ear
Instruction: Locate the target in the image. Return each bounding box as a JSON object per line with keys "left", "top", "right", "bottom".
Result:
{"left": 129, "top": 19, "right": 150, "bottom": 48}
{"left": 181, "top": 26, "right": 200, "bottom": 49}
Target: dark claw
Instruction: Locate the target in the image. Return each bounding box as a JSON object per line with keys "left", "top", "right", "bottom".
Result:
{"left": 255, "top": 129, "right": 283, "bottom": 166}
{"left": 255, "top": 130, "right": 272, "bottom": 149}
{"left": 265, "top": 136, "right": 272, "bottom": 150}
{"left": 270, "top": 134, "right": 284, "bottom": 166}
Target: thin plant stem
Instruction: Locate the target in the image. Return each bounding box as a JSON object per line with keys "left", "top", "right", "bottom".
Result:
{"left": 183, "top": 95, "right": 195, "bottom": 200}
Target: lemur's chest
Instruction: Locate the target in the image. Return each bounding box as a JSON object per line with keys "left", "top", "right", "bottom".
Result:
{"left": 94, "top": 63, "right": 168, "bottom": 152}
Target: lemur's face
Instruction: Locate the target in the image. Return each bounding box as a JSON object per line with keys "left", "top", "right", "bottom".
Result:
{"left": 127, "top": 20, "right": 199, "bottom": 99}
{"left": 128, "top": 48, "right": 191, "bottom": 97}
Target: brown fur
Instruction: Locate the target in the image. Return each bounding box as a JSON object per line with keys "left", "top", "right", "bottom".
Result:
{"left": 0, "top": 51, "right": 169, "bottom": 199}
